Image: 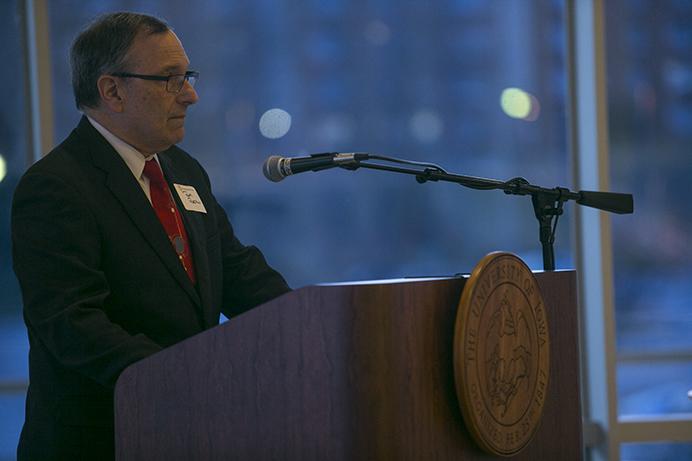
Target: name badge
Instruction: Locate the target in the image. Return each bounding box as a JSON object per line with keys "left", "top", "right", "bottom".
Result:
{"left": 173, "top": 184, "right": 207, "bottom": 213}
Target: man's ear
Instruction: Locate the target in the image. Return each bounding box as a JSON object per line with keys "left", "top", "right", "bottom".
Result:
{"left": 96, "top": 75, "right": 125, "bottom": 113}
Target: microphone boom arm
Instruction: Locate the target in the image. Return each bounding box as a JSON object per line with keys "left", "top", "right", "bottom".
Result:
{"left": 338, "top": 157, "right": 634, "bottom": 271}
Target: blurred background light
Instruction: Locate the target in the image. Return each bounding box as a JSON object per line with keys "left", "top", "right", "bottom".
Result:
{"left": 364, "top": 20, "right": 392, "bottom": 46}
{"left": 0, "top": 154, "right": 6, "bottom": 183}
{"left": 409, "top": 110, "right": 444, "bottom": 143}
{"left": 259, "top": 108, "right": 292, "bottom": 139}
{"left": 313, "top": 113, "right": 355, "bottom": 144}
{"left": 500, "top": 87, "right": 540, "bottom": 121}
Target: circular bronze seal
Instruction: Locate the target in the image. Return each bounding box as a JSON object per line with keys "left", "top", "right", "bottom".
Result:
{"left": 454, "top": 252, "right": 550, "bottom": 456}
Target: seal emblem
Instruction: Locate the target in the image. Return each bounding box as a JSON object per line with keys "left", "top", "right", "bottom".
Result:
{"left": 454, "top": 252, "right": 550, "bottom": 456}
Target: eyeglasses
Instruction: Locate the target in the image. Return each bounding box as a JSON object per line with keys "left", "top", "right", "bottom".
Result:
{"left": 111, "top": 70, "right": 199, "bottom": 93}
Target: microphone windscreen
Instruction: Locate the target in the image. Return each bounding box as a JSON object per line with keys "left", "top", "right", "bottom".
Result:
{"left": 577, "top": 191, "right": 633, "bottom": 214}
{"left": 263, "top": 155, "right": 284, "bottom": 182}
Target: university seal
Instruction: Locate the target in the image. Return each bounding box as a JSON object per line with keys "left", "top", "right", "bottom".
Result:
{"left": 454, "top": 252, "right": 550, "bottom": 456}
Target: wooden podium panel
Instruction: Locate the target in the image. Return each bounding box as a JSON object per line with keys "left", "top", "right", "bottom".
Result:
{"left": 115, "top": 271, "right": 582, "bottom": 460}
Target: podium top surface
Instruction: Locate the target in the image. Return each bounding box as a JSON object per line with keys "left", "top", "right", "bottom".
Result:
{"left": 318, "top": 275, "right": 466, "bottom": 286}
{"left": 317, "top": 269, "right": 575, "bottom": 287}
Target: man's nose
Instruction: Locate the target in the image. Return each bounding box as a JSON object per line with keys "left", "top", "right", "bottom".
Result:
{"left": 177, "top": 80, "right": 199, "bottom": 105}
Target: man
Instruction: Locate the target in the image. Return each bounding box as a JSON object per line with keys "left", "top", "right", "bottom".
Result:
{"left": 11, "top": 12, "right": 290, "bottom": 460}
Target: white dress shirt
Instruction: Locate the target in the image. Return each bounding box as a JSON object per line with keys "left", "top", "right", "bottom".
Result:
{"left": 87, "top": 116, "right": 159, "bottom": 203}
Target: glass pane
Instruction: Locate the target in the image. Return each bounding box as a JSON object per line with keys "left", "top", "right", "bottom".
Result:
{"left": 0, "top": 1, "right": 27, "bottom": 320}
{"left": 606, "top": 1, "right": 692, "bottom": 416}
{"left": 0, "top": 394, "right": 26, "bottom": 461}
{"left": 48, "top": 1, "right": 571, "bottom": 289}
{"left": 621, "top": 442, "right": 692, "bottom": 461}
{"left": 0, "top": 0, "right": 29, "bottom": 458}
{"left": 617, "top": 361, "right": 692, "bottom": 416}
{"left": 0, "top": 320, "right": 29, "bottom": 381}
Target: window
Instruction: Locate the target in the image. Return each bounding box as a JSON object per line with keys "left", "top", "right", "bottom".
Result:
{"left": 0, "top": 1, "right": 31, "bottom": 459}
{"left": 48, "top": 1, "right": 571, "bottom": 289}
{"left": 5, "top": 0, "right": 576, "bottom": 456}
{"left": 606, "top": 0, "right": 692, "bottom": 459}
{"left": 607, "top": 0, "right": 692, "bottom": 421}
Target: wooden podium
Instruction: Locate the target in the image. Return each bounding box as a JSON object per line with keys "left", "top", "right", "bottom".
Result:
{"left": 115, "top": 271, "right": 582, "bottom": 460}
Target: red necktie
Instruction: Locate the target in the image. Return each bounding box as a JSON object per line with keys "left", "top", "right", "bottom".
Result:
{"left": 143, "top": 159, "right": 196, "bottom": 283}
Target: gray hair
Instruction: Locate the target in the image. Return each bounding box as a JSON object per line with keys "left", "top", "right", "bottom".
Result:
{"left": 70, "top": 12, "right": 170, "bottom": 109}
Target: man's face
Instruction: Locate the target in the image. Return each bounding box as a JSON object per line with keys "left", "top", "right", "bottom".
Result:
{"left": 117, "top": 30, "right": 198, "bottom": 156}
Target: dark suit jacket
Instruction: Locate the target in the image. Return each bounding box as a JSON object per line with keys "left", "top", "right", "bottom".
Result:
{"left": 11, "top": 116, "right": 290, "bottom": 460}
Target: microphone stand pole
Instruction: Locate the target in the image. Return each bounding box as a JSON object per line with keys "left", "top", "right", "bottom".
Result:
{"left": 339, "top": 160, "right": 633, "bottom": 271}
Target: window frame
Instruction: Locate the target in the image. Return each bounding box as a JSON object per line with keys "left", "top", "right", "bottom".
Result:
{"left": 567, "top": 1, "right": 692, "bottom": 459}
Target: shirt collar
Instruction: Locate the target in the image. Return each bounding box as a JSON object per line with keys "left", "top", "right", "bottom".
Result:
{"left": 86, "top": 115, "right": 159, "bottom": 179}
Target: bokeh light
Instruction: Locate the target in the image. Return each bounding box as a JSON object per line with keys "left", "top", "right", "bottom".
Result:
{"left": 500, "top": 87, "right": 540, "bottom": 121}
{"left": 364, "top": 20, "right": 392, "bottom": 46}
{"left": 259, "top": 108, "right": 292, "bottom": 139}
{"left": 0, "top": 154, "right": 6, "bottom": 183}
{"left": 409, "top": 110, "right": 444, "bottom": 143}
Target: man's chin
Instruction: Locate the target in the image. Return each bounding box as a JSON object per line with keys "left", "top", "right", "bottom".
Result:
{"left": 168, "top": 128, "right": 185, "bottom": 146}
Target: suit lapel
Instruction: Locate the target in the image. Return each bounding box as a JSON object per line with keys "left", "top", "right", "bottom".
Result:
{"left": 76, "top": 117, "right": 202, "bottom": 310}
{"left": 158, "top": 153, "right": 216, "bottom": 328}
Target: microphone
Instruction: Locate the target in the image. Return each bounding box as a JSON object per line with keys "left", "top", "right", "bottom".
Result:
{"left": 262, "top": 152, "right": 366, "bottom": 182}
